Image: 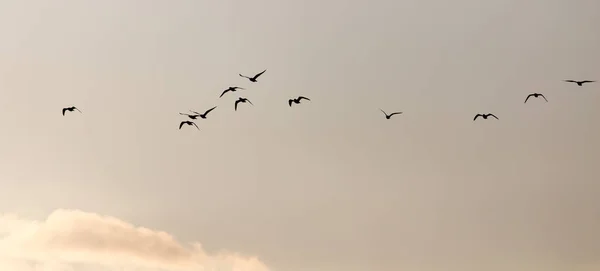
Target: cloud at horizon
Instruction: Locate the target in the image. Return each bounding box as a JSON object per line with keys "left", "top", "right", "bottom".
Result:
{"left": 0, "top": 209, "right": 270, "bottom": 271}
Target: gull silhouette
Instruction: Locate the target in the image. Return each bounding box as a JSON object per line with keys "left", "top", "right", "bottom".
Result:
{"left": 189, "top": 106, "right": 217, "bottom": 119}
{"left": 564, "top": 80, "right": 595, "bottom": 86}
{"left": 235, "top": 97, "right": 253, "bottom": 111}
{"left": 239, "top": 69, "right": 266, "bottom": 82}
{"left": 179, "top": 121, "right": 199, "bottom": 130}
{"left": 524, "top": 93, "right": 548, "bottom": 103}
{"left": 289, "top": 96, "right": 311, "bottom": 107}
{"left": 62, "top": 106, "right": 82, "bottom": 116}
{"left": 379, "top": 109, "right": 402, "bottom": 119}
{"left": 473, "top": 113, "right": 498, "bottom": 121}
{"left": 220, "top": 87, "right": 244, "bottom": 98}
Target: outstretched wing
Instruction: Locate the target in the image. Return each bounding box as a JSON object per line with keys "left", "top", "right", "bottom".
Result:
{"left": 473, "top": 114, "right": 481, "bottom": 121}
{"left": 203, "top": 106, "right": 217, "bottom": 116}
{"left": 288, "top": 99, "right": 293, "bottom": 107}
{"left": 540, "top": 94, "right": 548, "bottom": 102}
{"left": 62, "top": 108, "right": 67, "bottom": 116}
{"left": 524, "top": 94, "right": 532, "bottom": 103}
{"left": 220, "top": 89, "right": 230, "bottom": 98}
{"left": 233, "top": 87, "right": 245, "bottom": 90}
{"left": 298, "top": 96, "right": 310, "bottom": 101}
{"left": 234, "top": 100, "right": 240, "bottom": 111}
{"left": 389, "top": 112, "right": 402, "bottom": 117}
{"left": 379, "top": 109, "right": 387, "bottom": 116}
{"left": 246, "top": 99, "right": 254, "bottom": 105}
{"left": 179, "top": 113, "right": 189, "bottom": 116}
{"left": 189, "top": 110, "right": 201, "bottom": 115}
{"left": 581, "top": 80, "right": 595, "bottom": 84}
{"left": 192, "top": 122, "right": 199, "bottom": 130}
{"left": 488, "top": 114, "right": 499, "bottom": 120}
{"left": 74, "top": 107, "right": 82, "bottom": 113}
{"left": 179, "top": 122, "right": 185, "bottom": 129}
{"left": 239, "top": 74, "right": 250, "bottom": 79}
{"left": 564, "top": 80, "right": 577, "bottom": 83}
{"left": 252, "top": 69, "right": 266, "bottom": 80}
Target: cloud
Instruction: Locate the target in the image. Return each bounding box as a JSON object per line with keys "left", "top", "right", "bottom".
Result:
{"left": 0, "top": 209, "right": 270, "bottom": 271}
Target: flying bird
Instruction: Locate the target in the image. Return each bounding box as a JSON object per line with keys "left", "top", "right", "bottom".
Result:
{"left": 189, "top": 106, "right": 217, "bottom": 119}
{"left": 239, "top": 69, "right": 266, "bottom": 82}
{"left": 179, "top": 121, "right": 199, "bottom": 130}
{"left": 379, "top": 109, "right": 402, "bottom": 119}
{"left": 220, "top": 87, "right": 244, "bottom": 98}
{"left": 62, "top": 106, "right": 82, "bottom": 116}
{"left": 289, "top": 96, "right": 311, "bottom": 107}
{"left": 564, "top": 80, "right": 595, "bottom": 86}
{"left": 234, "top": 97, "right": 253, "bottom": 111}
{"left": 524, "top": 93, "right": 548, "bottom": 103}
{"left": 473, "top": 113, "right": 499, "bottom": 121}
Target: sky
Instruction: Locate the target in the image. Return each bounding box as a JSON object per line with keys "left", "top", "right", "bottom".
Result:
{"left": 0, "top": 0, "right": 599, "bottom": 270}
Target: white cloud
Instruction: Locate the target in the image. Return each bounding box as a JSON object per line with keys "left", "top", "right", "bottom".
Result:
{"left": 0, "top": 209, "right": 270, "bottom": 271}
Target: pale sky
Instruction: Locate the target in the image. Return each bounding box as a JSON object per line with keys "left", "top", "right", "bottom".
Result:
{"left": 0, "top": 0, "right": 599, "bottom": 271}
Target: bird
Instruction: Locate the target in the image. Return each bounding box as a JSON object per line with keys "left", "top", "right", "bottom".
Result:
{"left": 234, "top": 97, "right": 253, "bottom": 111}
{"left": 220, "top": 87, "right": 244, "bottom": 98}
{"left": 189, "top": 106, "right": 217, "bottom": 119}
{"left": 524, "top": 93, "right": 548, "bottom": 103}
{"left": 564, "top": 80, "right": 595, "bottom": 86}
{"left": 288, "top": 96, "right": 311, "bottom": 107}
{"left": 179, "top": 121, "right": 199, "bottom": 130}
{"left": 239, "top": 69, "right": 266, "bottom": 82}
{"left": 379, "top": 109, "right": 402, "bottom": 119}
{"left": 62, "top": 106, "right": 82, "bottom": 116}
{"left": 473, "top": 113, "right": 499, "bottom": 121}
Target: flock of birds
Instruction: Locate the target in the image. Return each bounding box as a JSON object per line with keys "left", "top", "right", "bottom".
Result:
{"left": 60, "top": 74, "right": 596, "bottom": 129}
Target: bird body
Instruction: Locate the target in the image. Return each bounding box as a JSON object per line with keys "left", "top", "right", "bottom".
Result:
{"left": 380, "top": 109, "right": 402, "bottom": 119}
{"left": 179, "top": 121, "right": 199, "bottom": 130}
{"left": 220, "top": 87, "right": 244, "bottom": 98}
{"left": 473, "top": 113, "right": 498, "bottom": 121}
{"left": 62, "top": 106, "right": 82, "bottom": 116}
{"left": 239, "top": 69, "right": 266, "bottom": 82}
{"left": 288, "top": 96, "right": 311, "bottom": 107}
{"left": 234, "top": 97, "right": 253, "bottom": 111}
{"left": 564, "top": 80, "right": 595, "bottom": 86}
{"left": 524, "top": 93, "right": 548, "bottom": 103}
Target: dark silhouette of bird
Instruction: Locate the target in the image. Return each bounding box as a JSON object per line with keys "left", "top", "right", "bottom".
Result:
{"left": 179, "top": 121, "right": 199, "bottom": 130}
{"left": 379, "top": 109, "right": 402, "bottom": 119}
{"left": 234, "top": 97, "right": 253, "bottom": 111}
{"left": 473, "top": 113, "right": 499, "bottom": 121}
{"left": 62, "top": 106, "right": 82, "bottom": 116}
{"left": 220, "top": 87, "right": 244, "bottom": 98}
{"left": 289, "top": 96, "right": 311, "bottom": 107}
{"left": 189, "top": 106, "right": 217, "bottom": 119}
{"left": 239, "top": 69, "right": 266, "bottom": 82}
{"left": 564, "top": 80, "right": 595, "bottom": 86}
{"left": 524, "top": 93, "right": 548, "bottom": 103}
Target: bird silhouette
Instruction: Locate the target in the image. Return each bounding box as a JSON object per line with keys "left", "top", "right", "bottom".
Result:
{"left": 179, "top": 121, "right": 199, "bottom": 130}
{"left": 524, "top": 93, "right": 548, "bottom": 103}
{"left": 239, "top": 69, "right": 266, "bottom": 82}
{"left": 289, "top": 96, "right": 311, "bottom": 107}
{"left": 473, "top": 113, "right": 498, "bottom": 121}
{"left": 234, "top": 97, "right": 253, "bottom": 111}
{"left": 189, "top": 106, "right": 217, "bottom": 119}
{"left": 62, "top": 106, "right": 82, "bottom": 116}
{"left": 564, "top": 80, "right": 595, "bottom": 86}
{"left": 379, "top": 109, "right": 402, "bottom": 119}
{"left": 220, "top": 87, "right": 244, "bottom": 98}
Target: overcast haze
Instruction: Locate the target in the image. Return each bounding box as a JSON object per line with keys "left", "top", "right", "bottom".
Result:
{"left": 1, "top": 0, "right": 599, "bottom": 271}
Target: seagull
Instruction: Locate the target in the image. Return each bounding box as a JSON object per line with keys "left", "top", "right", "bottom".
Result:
{"left": 288, "top": 96, "right": 311, "bottom": 107}
{"left": 473, "top": 113, "right": 499, "bottom": 121}
{"left": 62, "top": 106, "right": 82, "bottom": 116}
{"left": 379, "top": 109, "right": 402, "bottom": 119}
{"left": 564, "top": 80, "right": 595, "bottom": 86}
{"left": 524, "top": 93, "right": 548, "bottom": 103}
{"left": 234, "top": 97, "right": 253, "bottom": 111}
{"left": 179, "top": 121, "right": 199, "bottom": 130}
{"left": 189, "top": 106, "right": 217, "bottom": 119}
{"left": 220, "top": 87, "right": 244, "bottom": 98}
{"left": 239, "top": 69, "right": 266, "bottom": 82}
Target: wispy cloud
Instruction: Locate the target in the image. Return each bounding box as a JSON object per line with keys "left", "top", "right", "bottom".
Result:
{"left": 0, "top": 209, "right": 270, "bottom": 271}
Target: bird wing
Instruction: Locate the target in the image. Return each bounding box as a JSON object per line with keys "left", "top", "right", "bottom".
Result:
{"left": 179, "top": 113, "right": 189, "bottom": 116}
{"left": 288, "top": 99, "right": 293, "bottom": 107}
{"left": 489, "top": 114, "right": 499, "bottom": 119}
{"left": 189, "top": 110, "right": 201, "bottom": 115}
{"left": 379, "top": 109, "right": 387, "bottom": 116}
{"left": 524, "top": 94, "right": 532, "bottom": 103}
{"left": 540, "top": 94, "right": 548, "bottom": 102}
{"left": 252, "top": 69, "right": 266, "bottom": 80}
{"left": 581, "top": 80, "right": 595, "bottom": 84}
{"left": 203, "top": 106, "right": 217, "bottom": 115}
{"left": 62, "top": 108, "right": 67, "bottom": 116}
{"left": 246, "top": 99, "right": 253, "bottom": 105}
{"left": 179, "top": 122, "right": 185, "bottom": 129}
{"left": 473, "top": 114, "right": 481, "bottom": 121}
{"left": 564, "top": 80, "right": 576, "bottom": 83}
{"left": 220, "top": 89, "right": 230, "bottom": 98}
{"left": 234, "top": 87, "right": 245, "bottom": 90}
{"left": 298, "top": 96, "right": 310, "bottom": 101}
{"left": 74, "top": 107, "right": 81, "bottom": 113}
{"left": 234, "top": 100, "right": 240, "bottom": 111}
{"left": 389, "top": 112, "right": 402, "bottom": 117}
{"left": 192, "top": 122, "right": 199, "bottom": 130}
{"left": 239, "top": 74, "right": 250, "bottom": 79}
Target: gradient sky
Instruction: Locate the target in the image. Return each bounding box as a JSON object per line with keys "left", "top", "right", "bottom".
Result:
{"left": 1, "top": 0, "right": 600, "bottom": 271}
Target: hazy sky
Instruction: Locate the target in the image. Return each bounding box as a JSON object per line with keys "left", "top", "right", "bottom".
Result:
{"left": 1, "top": 0, "right": 600, "bottom": 270}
